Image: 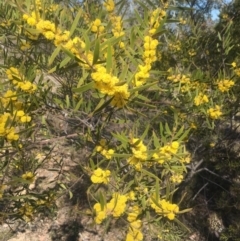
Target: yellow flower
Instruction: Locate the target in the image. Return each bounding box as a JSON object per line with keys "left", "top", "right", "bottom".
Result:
{"left": 22, "top": 172, "right": 35, "bottom": 183}
{"left": 91, "top": 19, "right": 105, "bottom": 33}
{"left": 207, "top": 105, "right": 222, "bottom": 119}
{"left": 93, "top": 203, "right": 107, "bottom": 224}
{"left": 111, "top": 84, "right": 130, "bottom": 108}
{"left": 104, "top": 0, "right": 115, "bottom": 12}
{"left": 126, "top": 191, "right": 136, "bottom": 201}
{"left": 231, "top": 62, "right": 237, "bottom": 68}
{"left": 217, "top": 79, "right": 234, "bottom": 92}
{"left": 43, "top": 31, "right": 55, "bottom": 40}
{"left": 170, "top": 141, "right": 179, "bottom": 152}
{"left": 194, "top": 93, "right": 209, "bottom": 106}
{"left": 210, "top": 142, "right": 215, "bottom": 147}
{"left": 6, "top": 128, "right": 19, "bottom": 141}
{"left": 150, "top": 198, "right": 179, "bottom": 220}
{"left": 126, "top": 220, "right": 143, "bottom": 241}
{"left": 21, "top": 115, "right": 31, "bottom": 123}
{"left": 109, "top": 193, "right": 127, "bottom": 217}
{"left": 127, "top": 205, "right": 141, "bottom": 222}
{"left": 18, "top": 81, "right": 37, "bottom": 93}
{"left": 119, "top": 41, "right": 125, "bottom": 48}
{"left": 170, "top": 173, "right": 183, "bottom": 184}
{"left": 91, "top": 168, "right": 111, "bottom": 184}
{"left": 3, "top": 90, "right": 17, "bottom": 101}
{"left": 19, "top": 203, "right": 34, "bottom": 222}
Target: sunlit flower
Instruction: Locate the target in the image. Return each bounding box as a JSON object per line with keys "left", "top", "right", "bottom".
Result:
{"left": 91, "top": 168, "right": 111, "bottom": 184}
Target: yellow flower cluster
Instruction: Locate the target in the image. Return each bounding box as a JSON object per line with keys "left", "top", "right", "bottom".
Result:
{"left": 23, "top": 12, "right": 57, "bottom": 40}
{"left": 15, "top": 110, "right": 31, "bottom": 123}
{"left": 134, "top": 36, "right": 158, "bottom": 87}
{"left": 150, "top": 198, "right": 179, "bottom": 220}
{"left": 194, "top": 93, "right": 209, "bottom": 106}
{"left": 167, "top": 73, "right": 199, "bottom": 93}
{"left": 20, "top": 41, "right": 31, "bottom": 51}
{"left": 188, "top": 49, "right": 196, "bottom": 57}
{"left": 36, "top": 19, "right": 56, "bottom": 40}
{"left": 110, "top": 15, "right": 125, "bottom": 48}
{"left": 54, "top": 30, "right": 70, "bottom": 46}
{"left": 134, "top": 64, "right": 151, "bottom": 87}
{"left": 91, "top": 168, "right": 111, "bottom": 184}
{"left": 127, "top": 138, "right": 147, "bottom": 171}
{"left": 231, "top": 62, "right": 240, "bottom": 76}
{"left": 153, "top": 141, "right": 179, "bottom": 165}
{"left": 104, "top": 0, "right": 115, "bottom": 12}
{"left": 168, "top": 40, "right": 181, "bottom": 52}
{"left": 127, "top": 205, "right": 141, "bottom": 222}
{"left": 6, "top": 67, "right": 37, "bottom": 93}
{"left": 22, "top": 171, "right": 35, "bottom": 183}
{"left": 0, "top": 113, "right": 19, "bottom": 141}
{"left": 126, "top": 220, "right": 143, "bottom": 241}
{"left": 1, "top": 89, "right": 17, "bottom": 107}
{"left": 149, "top": 8, "right": 166, "bottom": 35}
{"left": 55, "top": 33, "right": 89, "bottom": 69}
{"left": 143, "top": 36, "right": 158, "bottom": 65}
{"left": 170, "top": 173, "right": 183, "bottom": 184}
{"left": 96, "top": 139, "right": 114, "bottom": 159}
{"left": 93, "top": 193, "right": 127, "bottom": 224}
{"left": 91, "top": 65, "right": 130, "bottom": 107}
{"left": 167, "top": 73, "right": 191, "bottom": 84}
{"left": 180, "top": 155, "right": 191, "bottom": 164}
{"left": 19, "top": 202, "right": 34, "bottom": 222}
{"left": 217, "top": 79, "right": 234, "bottom": 92}
{"left": 207, "top": 105, "right": 222, "bottom": 119}
{"left": 91, "top": 19, "right": 105, "bottom": 33}
{"left": 179, "top": 17, "right": 187, "bottom": 24}
{"left": 110, "top": 16, "right": 125, "bottom": 37}
{"left": 126, "top": 191, "right": 136, "bottom": 201}
{"left": 23, "top": 11, "right": 38, "bottom": 26}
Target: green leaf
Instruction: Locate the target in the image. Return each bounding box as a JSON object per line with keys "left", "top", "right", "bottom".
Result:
{"left": 112, "top": 153, "right": 132, "bottom": 158}
{"left": 141, "top": 169, "right": 160, "bottom": 180}
{"left": 131, "top": 81, "right": 158, "bottom": 92}
{"left": 66, "top": 95, "right": 70, "bottom": 108}
{"left": 174, "top": 126, "right": 184, "bottom": 139}
{"left": 69, "top": 190, "right": 73, "bottom": 199}
{"left": 74, "top": 99, "right": 83, "bottom": 112}
{"left": 82, "top": 32, "right": 90, "bottom": 52}
{"left": 134, "top": 9, "right": 144, "bottom": 25}
{"left": 91, "top": 97, "right": 113, "bottom": 116}
{"left": 165, "top": 19, "right": 180, "bottom": 23}
{"left": 69, "top": 9, "right": 82, "bottom": 37}
{"left": 141, "top": 124, "right": 150, "bottom": 140}
{"left": 152, "top": 131, "right": 160, "bottom": 148}
{"left": 99, "top": 191, "right": 106, "bottom": 211}
{"left": 77, "top": 71, "right": 89, "bottom": 88}
{"left": 61, "top": 46, "right": 76, "bottom": 59}
{"left": 155, "top": 179, "right": 160, "bottom": 202}
{"left": 92, "top": 39, "right": 100, "bottom": 65}
{"left": 106, "top": 45, "right": 112, "bottom": 73}
{"left": 136, "top": 94, "right": 151, "bottom": 102}
{"left": 165, "top": 123, "right": 171, "bottom": 135}
{"left": 48, "top": 46, "right": 61, "bottom": 66}
{"left": 178, "top": 129, "right": 190, "bottom": 142}
{"left": 73, "top": 81, "right": 95, "bottom": 93}
{"left": 59, "top": 56, "right": 72, "bottom": 69}
{"left": 174, "top": 218, "right": 191, "bottom": 232}
{"left": 111, "top": 132, "right": 128, "bottom": 145}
